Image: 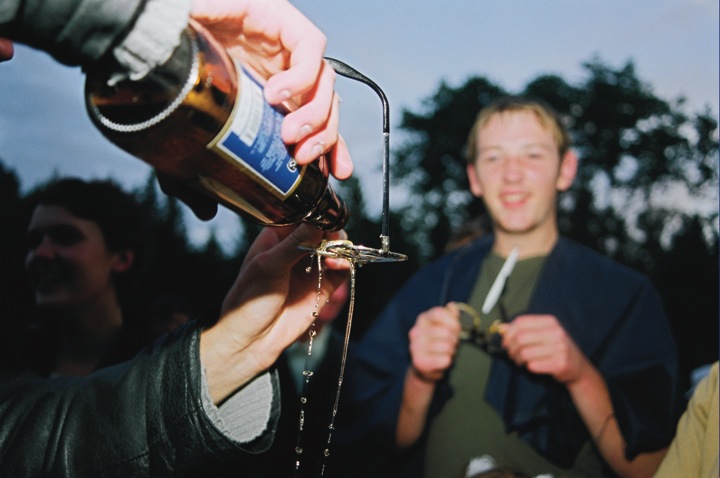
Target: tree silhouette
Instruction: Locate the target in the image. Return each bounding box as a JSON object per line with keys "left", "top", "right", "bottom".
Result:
{"left": 0, "top": 161, "right": 34, "bottom": 338}
{"left": 132, "top": 174, "right": 241, "bottom": 319}
{"left": 650, "top": 216, "right": 719, "bottom": 388}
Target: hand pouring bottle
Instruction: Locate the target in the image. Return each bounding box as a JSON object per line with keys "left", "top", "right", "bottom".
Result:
{"left": 85, "top": 23, "right": 348, "bottom": 231}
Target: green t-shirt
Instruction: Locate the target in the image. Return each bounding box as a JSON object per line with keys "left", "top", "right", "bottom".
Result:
{"left": 423, "top": 252, "right": 606, "bottom": 478}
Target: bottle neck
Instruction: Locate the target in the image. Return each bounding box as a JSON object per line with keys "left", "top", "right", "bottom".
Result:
{"left": 305, "top": 184, "right": 349, "bottom": 231}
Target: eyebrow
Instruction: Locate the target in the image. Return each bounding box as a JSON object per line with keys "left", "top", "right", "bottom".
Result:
{"left": 478, "top": 142, "right": 555, "bottom": 153}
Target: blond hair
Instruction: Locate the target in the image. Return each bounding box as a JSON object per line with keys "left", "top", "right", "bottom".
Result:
{"left": 465, "top": 96, "right": 571, "bottom": 163}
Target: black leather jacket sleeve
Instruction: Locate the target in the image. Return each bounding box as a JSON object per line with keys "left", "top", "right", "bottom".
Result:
{"left": 0, "top": 324, "right": 271, "bottom": 478}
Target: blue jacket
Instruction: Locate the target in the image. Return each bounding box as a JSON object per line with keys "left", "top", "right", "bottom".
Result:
{"left": 340, "top": 235, "right": 682, "bottom": 475}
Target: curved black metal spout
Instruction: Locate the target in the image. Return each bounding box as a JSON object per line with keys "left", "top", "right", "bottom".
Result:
{"left": 325, "top": 57, "right": 391, "bottom": 254}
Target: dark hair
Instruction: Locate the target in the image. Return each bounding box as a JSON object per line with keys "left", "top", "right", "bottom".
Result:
{"left": 35, "top": 178, "right": 146, "bottom": 253}
{"left": 32, "top": 177, "right": 149, "bottom": 293}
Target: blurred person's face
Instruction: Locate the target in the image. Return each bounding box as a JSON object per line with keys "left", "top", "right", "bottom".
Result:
{"left": 466, "top": 111, "right": 576, "bottom": 242}
{"left": 25, "top": 205, "right": 132, "bottom": 309}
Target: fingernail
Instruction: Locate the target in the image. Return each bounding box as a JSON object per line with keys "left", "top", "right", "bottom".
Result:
{"left": 296, "top": 124, "right": 312, "bottom": 143}
{"left": 311, "top": 141, "right": 325, "bottom": 158}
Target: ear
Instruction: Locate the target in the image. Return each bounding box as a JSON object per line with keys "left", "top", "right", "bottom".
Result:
{"left": 112, "top": 250, "right": 135, "bottom": 273}
{"left": 556, "top": 150, "right": 578, "bottom": 192}
{"left": 466, "top": 162, "right": 483, "bottom": 197}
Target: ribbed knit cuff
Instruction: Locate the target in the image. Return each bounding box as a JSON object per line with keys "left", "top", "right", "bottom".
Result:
{"left": 112, "top": 0, "right": 191, "bottom": 81}
{"left": 201, "top": 368, "right": 277, "bottom": 444}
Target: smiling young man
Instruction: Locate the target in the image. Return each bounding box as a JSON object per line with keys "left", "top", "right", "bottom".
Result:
{"left": 340, "top": 97, "right": 682, "bottom": 478}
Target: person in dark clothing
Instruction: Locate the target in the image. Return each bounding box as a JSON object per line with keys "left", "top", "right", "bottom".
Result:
{"left": 339, "top": 97, "right": 682, "bottom": 478}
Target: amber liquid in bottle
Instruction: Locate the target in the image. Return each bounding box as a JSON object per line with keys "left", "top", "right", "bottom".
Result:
{"left": 85, "top": 24, "right": 348, "bottom": 231}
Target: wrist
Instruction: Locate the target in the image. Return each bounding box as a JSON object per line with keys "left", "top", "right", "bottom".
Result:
{"left": 200, "top": 325, "right": 267, "bottom": 403}
{"left": 565, "top": 357, "right": 601, "bottom": 390}
{"left": 409, "top": 365, "right": 441, "bottom": 387}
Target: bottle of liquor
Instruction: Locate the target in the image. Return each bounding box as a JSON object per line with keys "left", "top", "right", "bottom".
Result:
{"left": 85, "top": 22, "right": 348, "bottom": 231}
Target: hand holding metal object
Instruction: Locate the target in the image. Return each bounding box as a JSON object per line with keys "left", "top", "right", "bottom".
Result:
{"left": 487, "top": 319, "right": 505, "bottom": 336}
{"left": 456, "top": 302, "right": 482, "bottom": 341}
{"left": 456, "top": 248, "right": 520, "bottom": 352}
{"left": 456, "top": 302, "right": 504, "bottom": 353}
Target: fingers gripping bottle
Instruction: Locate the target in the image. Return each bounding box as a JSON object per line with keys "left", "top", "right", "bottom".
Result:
{"left": 85, "top": 22, "right": 348, "bottom": 231}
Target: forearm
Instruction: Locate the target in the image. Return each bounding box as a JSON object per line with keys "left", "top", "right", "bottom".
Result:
{"left": 567, "top": 366, "right": 665, "bottom": 477}
{"left": 0, "top": 325, "right": 259, "bottom": 477}
{"left": 396, "top": 367, "right": 436, "bottom": 448}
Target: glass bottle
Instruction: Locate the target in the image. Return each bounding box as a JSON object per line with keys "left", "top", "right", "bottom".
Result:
{"left": 85, "top": 23, "right": 348, "bottom": 231}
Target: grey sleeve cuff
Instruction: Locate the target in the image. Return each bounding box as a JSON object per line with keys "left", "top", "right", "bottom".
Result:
{"left": 112, "top": 0, "right": 191, "bottom": 80}
{"left": 201, "top": 369, "right": 280, "bottom": 444}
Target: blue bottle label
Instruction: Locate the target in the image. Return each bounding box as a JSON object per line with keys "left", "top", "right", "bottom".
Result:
{"left": 208, "top": 66, "right": 302, "bottom": 198}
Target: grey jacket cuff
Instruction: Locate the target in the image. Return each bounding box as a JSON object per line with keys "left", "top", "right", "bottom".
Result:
{"left": 201, "top": 368, "right": 279, "bottom": 445}
{"left": 113, "top": 0, "right": 191, "bottom": 80}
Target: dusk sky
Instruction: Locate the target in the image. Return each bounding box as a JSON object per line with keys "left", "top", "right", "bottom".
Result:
{"left": 0, "top": 0, "right": 717, "bottom": 248}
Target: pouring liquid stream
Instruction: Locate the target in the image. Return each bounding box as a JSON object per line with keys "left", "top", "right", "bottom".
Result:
{"left": 294, "top": 245, "right": 359, "bottom": 477}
